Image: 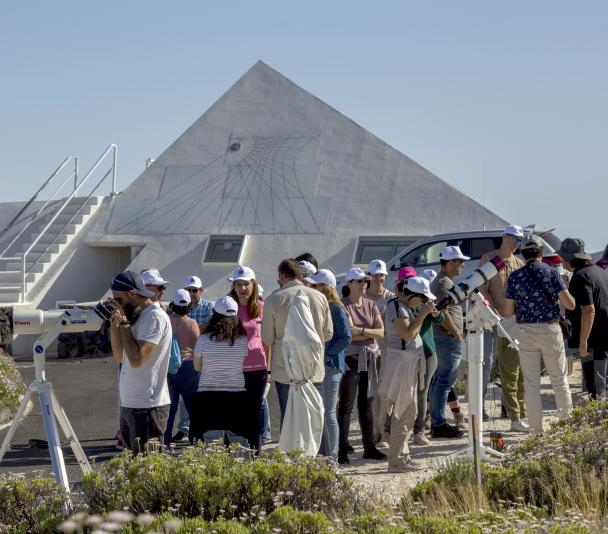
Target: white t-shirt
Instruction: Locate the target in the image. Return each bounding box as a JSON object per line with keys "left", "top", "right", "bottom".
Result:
{"left": 119, "top": 303, "right": 172, "bottom": 408}
{"left": 193, "top": 334, "right": 248, "bottom": 392}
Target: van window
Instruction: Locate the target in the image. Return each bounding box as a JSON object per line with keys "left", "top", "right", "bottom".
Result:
{"left": 469, "top": 237, "right": 502, "bottom": 259}
{"left": 400, "top": 240, "right": 448, "bottom": 267}
{"left": 356, "top": 236, "right": 422, "bottom": 264}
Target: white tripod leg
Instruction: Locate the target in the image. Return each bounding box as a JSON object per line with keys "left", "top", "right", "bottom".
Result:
{"left": 51, "top": 390, "right": 92, "bottom": 474}
{"left": 0, "top": 386, "right": 35, "bottom": 463}
{"left": 38, "top": 381, "right": 70, "bottom": 492}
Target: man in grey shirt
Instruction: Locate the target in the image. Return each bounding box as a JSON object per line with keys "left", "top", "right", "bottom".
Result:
{"left": 429, "top": 246, "right": 469, "bottom": 439}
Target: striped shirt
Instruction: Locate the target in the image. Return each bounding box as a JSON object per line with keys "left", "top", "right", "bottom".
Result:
{"left": 193, "top": 334, "right": 248, "bottom": 392}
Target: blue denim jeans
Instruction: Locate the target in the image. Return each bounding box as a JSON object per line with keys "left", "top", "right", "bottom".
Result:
{"left": 319, "top": 364, "right": 343, "bottom": 460}
{"left": 164, "top": 360, "right": 199, "bottom": 445}
{"left": 202, "top": 429, "right": 249, "bottom": 448}
{"left": 177, "top": 397, "right": 190, "bottom": 434}
{"left": 261, "top": 398, "right": 271, "bottom": 441}
{"left": 430, "top": 336, "right": 463, "bottom": 427}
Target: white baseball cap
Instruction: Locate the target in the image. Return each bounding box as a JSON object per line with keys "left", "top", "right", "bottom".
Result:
{"left": 346, "top": 267, "right": 369, "bottom": 282}
{"left": 228, "top": 266, "right": 256, "bottom": 282}
{"left": 298, "top": 260, "right": 317, "bottom": 278}
{"left": 172, "top": 289, "right": 191, "bottom": 307}
{"left": 142, "top": 269, "right": 171, "bottom": 286}
{"left": 439, "top": 246, "right": 470, "bottom": 261}
{"left": 421, "top": 269, "right": 438, "bottom": 283}
{"left": 367, "top": 259, "right": 388, "bottom": 276}
{"left": 213, "top": 295, "right": 238, "bottom": 317}
{"left": 405, "top": 276, "right": 437, "bottom": 300}
{"left": 310, "top": 269, "right": 337, "bottom": 288}
{"left": 504, "top": 225, "right": 524, "bottom": 238}
{"left": 183, "top": 275, "right": 202, "bottom": 289}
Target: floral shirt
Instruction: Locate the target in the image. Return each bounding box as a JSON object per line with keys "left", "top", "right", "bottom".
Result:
{"left": 505, "top": 261, "right": 566, "bottom": 324}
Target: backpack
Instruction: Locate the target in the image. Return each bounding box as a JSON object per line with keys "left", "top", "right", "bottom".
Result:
{"left": 168, "top": 321, "right": 185, "bottom": 374}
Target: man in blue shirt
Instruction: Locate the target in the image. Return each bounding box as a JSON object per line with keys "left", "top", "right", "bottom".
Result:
{"left": 183, "top": 275, "right": 214, "bottom": 331}
{"left": 503, "top": 235, "right": 576, "bottom": 434}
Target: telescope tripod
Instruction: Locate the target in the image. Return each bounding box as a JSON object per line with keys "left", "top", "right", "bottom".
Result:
{"left": 465, "top": 290, "right": 519, "bottom": 461}
{"left": 0, "top": 312, "right": 92, "bottom": 493}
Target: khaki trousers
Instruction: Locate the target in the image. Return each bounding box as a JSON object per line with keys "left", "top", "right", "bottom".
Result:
{"left": 516, "top": 322, "right": 572, "bottom": 433}
{"left": 387, "top": 395, "right": 418, "bottom": 469}
{"left": 497, "top": 336, "right": 526, "bottom": 420}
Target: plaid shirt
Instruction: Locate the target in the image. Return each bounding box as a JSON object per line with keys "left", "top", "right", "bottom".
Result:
{"left": 187, "top": 298, "right": 214, "bottom": 326}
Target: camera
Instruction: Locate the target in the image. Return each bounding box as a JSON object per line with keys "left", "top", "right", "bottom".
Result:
{"left": 93, "top": 299, "right": 115, "bottom": 321}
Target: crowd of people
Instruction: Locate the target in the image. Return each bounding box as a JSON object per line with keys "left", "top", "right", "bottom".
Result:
{"left": 105, "top": 227, "right": 608, "bottom": 473}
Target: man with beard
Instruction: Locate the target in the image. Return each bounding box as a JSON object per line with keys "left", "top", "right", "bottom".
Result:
{"left": 108, "top": 270, "right": 172, "bottom": 453}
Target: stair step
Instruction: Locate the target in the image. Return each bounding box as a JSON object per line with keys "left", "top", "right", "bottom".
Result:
{"left": 0, "top": 292, "right": 22, "bottom": 304}
{"left": 31, "top": 234, "right": 69, "bottom": 244}
{"left": 13, "top": 252, "right": 54, "bottom": 263}
{"left": 21, "top": 243, "right": 60, "bottom": 254}
{"left": 8, "top": 262, "right": 45, "bottom": 273}
{"left": 0, "top": 271, "right": 22, "bottom": 282}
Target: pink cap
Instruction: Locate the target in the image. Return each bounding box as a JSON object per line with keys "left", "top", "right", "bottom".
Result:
{"left": 398, "top": 266, "right": 417, "bottom": 280}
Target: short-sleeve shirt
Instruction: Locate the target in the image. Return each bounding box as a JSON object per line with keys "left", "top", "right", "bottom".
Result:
{"left": 238, "top": 301, "right": 267, "bottom": 372}
{"left": 566, "top": 264, "right": 608, "bottom": 350}
{"left": 193, "top": 335, "right": 248, "bottom": 392}
{"left": 431, "top": 272, "right": 464, "bottom": 338}
{"left": 187, "top": 298, "right": 214, "bottom": 327}
{"left": 384, "top": 298, "right": 408, "bottom": 351}
{"left": 505, "top": 261, "right": 566, "bottom": 324}
{"left": 119, "top": 303, "right": 171, "bottom": 408}
{"left": 366, "top": 288, "right": 396, "bottom": 317}
{"left": 341, "top": 297, "right": 383, "bottom": 353}
{"left": 169, "top": 314, "right": 200, "bottom": 361}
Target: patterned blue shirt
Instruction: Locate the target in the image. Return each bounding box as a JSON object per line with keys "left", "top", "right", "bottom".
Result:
{"left": 505, "top": 261, "right": 566, "bottom": 324}
{"left": 187, "top": 298, "right": 214, "bottom": 326}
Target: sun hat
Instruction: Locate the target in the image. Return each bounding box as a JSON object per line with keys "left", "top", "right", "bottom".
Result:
{"left": 398, "top": 266, "right": 417, "bottom": 280}
{"left": 557, "top": 238, "right": 593, "bottom": 262}
{"left": 111, "top": 271, "right": 156, "bottom": 298}
{"left": 183, "top": 275, "right": 202, "bottom": 289}
{"left": 421, "top": 269, "right": 438, "bottom": 282}
{"left": 172, "top": 289, "right": 191, "bottom": 307}
{"left": 228, "top": 266, "right": 256, "bottom": 282}
{"left": 345, "top": 267, "right": 369, "bottom": 282}
{"left": 213, "top": 296, "right": 238, "bottom": 317}
{"left": 367, "top": 259, "right": 388, "bottom": 276}
{"left": 439, "top": 246, "right": 470, "bottom": 261}
{"left": 310, "top": 269, "right": 337, "bottom": 288}
{"left": 298, "top": 260, "right": 317, "bottom": 278}
{"left": 503, "top": 225, "right": 525, "bottom": 238}
{"left": 405, "top": 276, "right": 436, "bottom": 300}
{"left": 141, "top": 268, "right": 171, "bottom": 287}
{"left": 521, "top": 235, "right": 544, "bottom": 251}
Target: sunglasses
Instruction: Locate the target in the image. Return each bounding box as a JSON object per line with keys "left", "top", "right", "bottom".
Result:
{"left": 351, "top": 279, "right": 367, "bottom": 284}
{"left": 186, "top": 287, "right": 201, "bottom": 293}
{"left": 147, "top": 285, "right": 167, "bottom": 292}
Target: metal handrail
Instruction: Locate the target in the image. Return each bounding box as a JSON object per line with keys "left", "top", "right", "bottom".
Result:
{"left": 19, "top": 144, "right": 118, "bottom": 302}
{"left": 0, "top": 156, "right": 78, "bottom": 255}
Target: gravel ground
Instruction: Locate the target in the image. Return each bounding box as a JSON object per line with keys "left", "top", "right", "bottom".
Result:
{"left": 341, "top": 362, "right": 586, "bottom": 502}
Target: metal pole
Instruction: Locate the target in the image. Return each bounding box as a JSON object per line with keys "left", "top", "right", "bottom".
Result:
{"left": 471, "top": 414, "right": 483, "bottom": 510}
{"left": 73, "top": 157, "right": 79, "bottom": 194}
{"left": 111, "top": 144, "right": 118, "bottom": 196}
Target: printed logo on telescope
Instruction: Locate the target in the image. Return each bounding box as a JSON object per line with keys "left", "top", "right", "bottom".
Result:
{"left": 14, "top": 320, "right": 31, "bottom": 326}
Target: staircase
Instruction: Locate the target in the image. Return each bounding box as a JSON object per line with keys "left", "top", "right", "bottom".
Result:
{"left": 0, "top": 145, "right": 118, "bottom": 305}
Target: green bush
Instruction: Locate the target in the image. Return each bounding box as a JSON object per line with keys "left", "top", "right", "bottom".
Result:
{"left": 82, "top": 446, "right": 362, "bottom": 522}
{"left": 0, "top": 475, "right": 68, "bottom": 533}
{"left": 0, "top": 350, "right": 25, "bottom": 420}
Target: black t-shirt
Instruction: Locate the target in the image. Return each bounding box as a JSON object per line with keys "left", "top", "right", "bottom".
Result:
{"left": 566, "top": 264, "right": 608, "bottom": 350}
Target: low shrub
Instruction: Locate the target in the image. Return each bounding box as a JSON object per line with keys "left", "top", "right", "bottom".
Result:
{"left": 0, "top": 349, "right": 25, "bottom": 421}
{"left": 0, "top": 475, "right": 68, "bottom": 533}
{"left": 82, "top": 446, "right": 363, "bottom": 522}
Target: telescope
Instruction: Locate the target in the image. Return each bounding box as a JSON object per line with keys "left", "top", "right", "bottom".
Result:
{"left": 1, "top": 302, "right": 108, "bottom": 498}
{"left": 436, "top": 256, "right": 505, "bottom": 311}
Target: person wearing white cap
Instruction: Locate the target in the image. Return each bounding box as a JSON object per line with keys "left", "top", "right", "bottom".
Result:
{"left": 479, "top": 225, "right": 528, "bottom": 430}
{"left": 365, "top": 259, "right": 396, "bottom": 446}
{"left": 337, "top": 267, "right": 386, "bottom": 464}
{"left": 421, "top": 269, "right": 438, "bottom": 283}
{"left": 228, "top": 266, "right": 269, "bottom": 450}
{"left": 183, "top": 275, "right": 214, "bottom": 331}
{"left": 377, "top": 276, "right": 437, "bottom": 472}
{"left": 141, "top": 268, "right": 171, "bottom": 306}
{"left": 309, "top": 269, "right": 353, "bottom": 461}
{"left": 428, "top": 246, "right": 470, "bottom": 439}
{"left": 190, "top": 296, "right": 256, "bottom": 446}
{"left": 163, "top": 289, "right": 200, "bottom": 445}
{"left": 298, "top": 260, "right": 317, "bottom": 286}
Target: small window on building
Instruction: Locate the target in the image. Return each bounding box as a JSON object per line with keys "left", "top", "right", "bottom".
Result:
{"left": 355, "top": 236, "right": 422, "bottom": 265}
{"left": 204, "top": 235, "right": 244, "bottom": 263}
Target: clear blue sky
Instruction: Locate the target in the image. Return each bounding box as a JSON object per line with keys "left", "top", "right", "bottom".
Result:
{"left": 1, "top": 1, "right": 606, "bottom": 250}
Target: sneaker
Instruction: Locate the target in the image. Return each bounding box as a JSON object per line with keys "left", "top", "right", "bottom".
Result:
{"left": 346, "top": 443, "right": 355, "bottom": 454}
{"left": 413, "top": 432, "right": 430, "bottom": 446}
{"left": 388, "top": 459, "right": 425, "bottom": 472}
{"left": 376, "top": 431, "right": 390, "bottom": 448}
{"left": 510, "top": 419, "right": 530, "bottom": 433}
{"left": 362, "top": 447, "right": 387, "bottom": 460}
{"left": 431, "top": 423, "right": 464, "bottom": 439}
{"left": 171, "top": 431, "right": 189, "bottom": 443}
{"left": 338, "top": 451, "right": 350, "bottom": 465}
{"left": 453, "top": 412, "right": 467, "bottom": 429}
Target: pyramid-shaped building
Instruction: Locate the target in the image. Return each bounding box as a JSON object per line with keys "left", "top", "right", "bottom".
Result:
{"left": 82, "top": 60, "right": 506, "bottom": 297}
